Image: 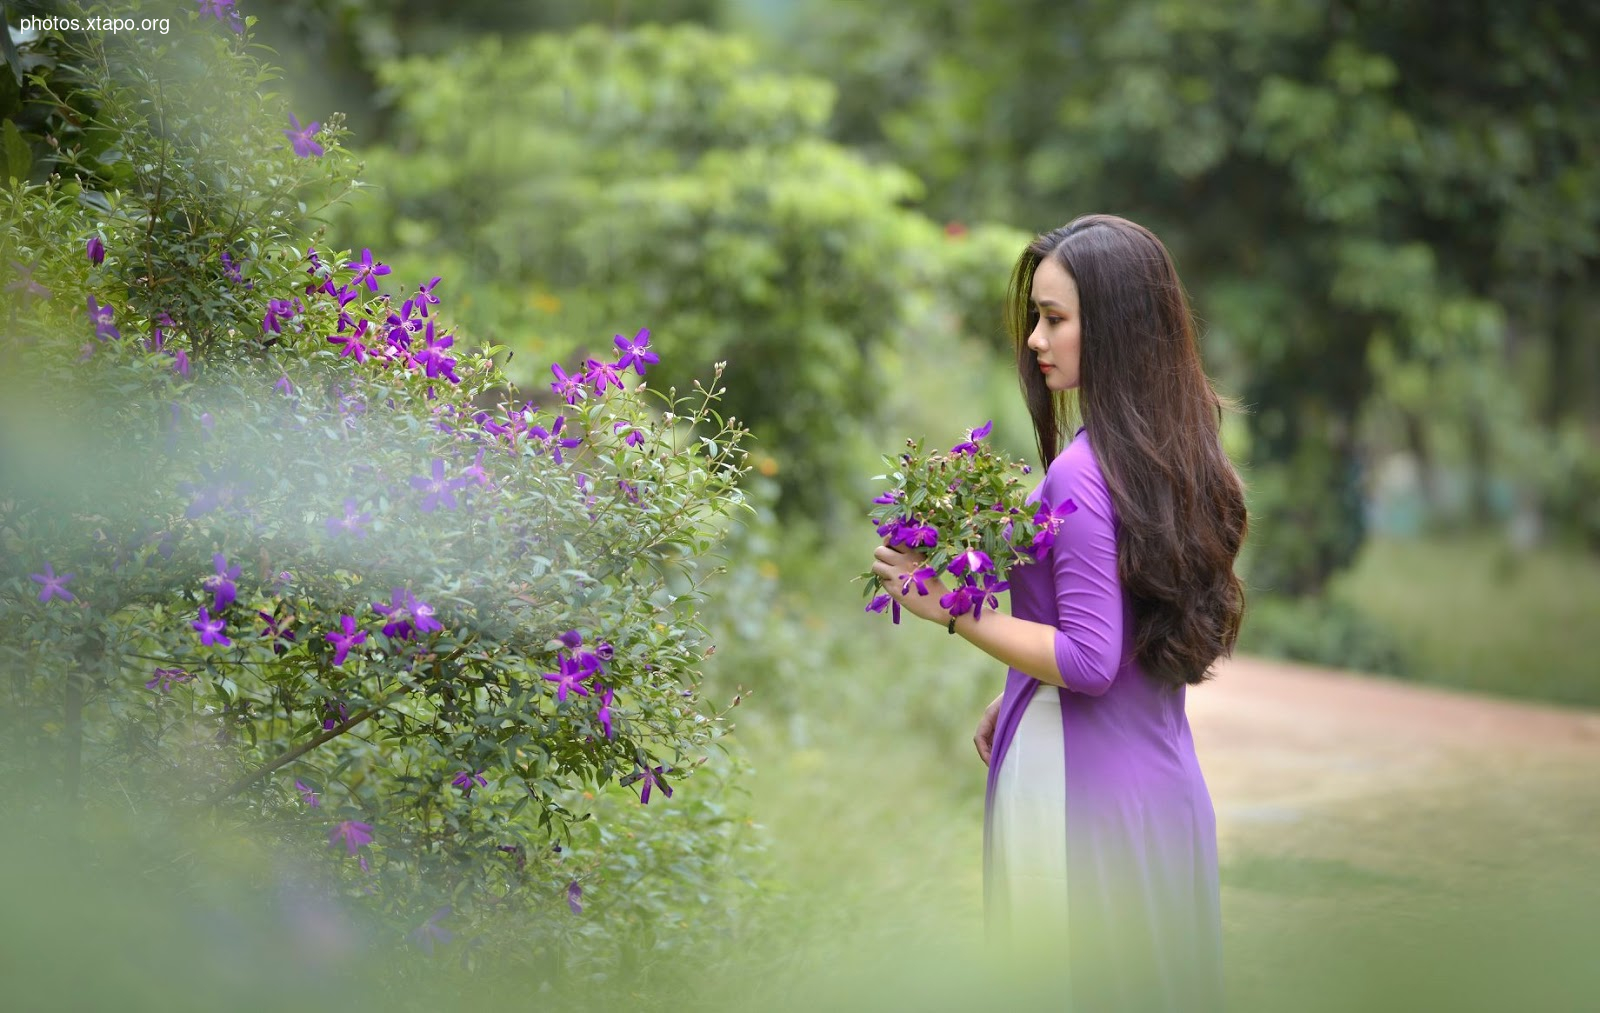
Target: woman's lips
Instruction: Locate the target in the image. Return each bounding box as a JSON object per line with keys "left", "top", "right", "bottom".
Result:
{"left": 1039, "top": 363, "right": 1054, "bottom": 372}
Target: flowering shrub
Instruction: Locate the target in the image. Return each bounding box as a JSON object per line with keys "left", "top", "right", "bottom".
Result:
{"left": 0, "top": 0, "right": 754, "bottom": 960}
{"left": 862, "top": 421, "right": 1077, "bottom": 622}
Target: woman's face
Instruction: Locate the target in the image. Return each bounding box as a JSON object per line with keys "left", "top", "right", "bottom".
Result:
{"left": 1025, "top": 255, "right": 1081, "bottom": 392}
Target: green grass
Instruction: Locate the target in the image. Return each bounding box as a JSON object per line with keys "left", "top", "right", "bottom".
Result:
{"left": 1331, "top": 535, "right": 1600, "bottom": 707}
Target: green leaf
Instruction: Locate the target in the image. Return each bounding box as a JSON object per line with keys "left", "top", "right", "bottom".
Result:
{"left": 1, "top": 119, "right": 29, "bottom": 183}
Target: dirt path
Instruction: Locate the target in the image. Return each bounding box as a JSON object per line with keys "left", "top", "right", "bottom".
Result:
{"left": 1191, "top": 655, "right": 1600, "bottom": 840}
{"left": 1189, "top": 656, "right": 1600, "bottom": 1011}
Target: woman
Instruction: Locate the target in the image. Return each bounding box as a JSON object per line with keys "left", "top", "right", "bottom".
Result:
{"left": 870, "top": 214, "right": 1247, "bottom": 1010}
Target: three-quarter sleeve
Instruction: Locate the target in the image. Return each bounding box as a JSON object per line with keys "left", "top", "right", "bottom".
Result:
{"left": 1041, "top": 440, "right": 1125, "bottom": 695}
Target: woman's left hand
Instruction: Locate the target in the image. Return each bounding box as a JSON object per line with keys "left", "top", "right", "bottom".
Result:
{"left": 871, "top": 543, "right": 954, "bottom": 625}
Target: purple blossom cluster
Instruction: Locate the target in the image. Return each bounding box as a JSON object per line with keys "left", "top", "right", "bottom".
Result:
{"left": 549, "top": 328, "right": 659, "bottom": 407}
{"left": 372, "top": 587, "right": 442, "bottom": 641}
{"left": 197, "top": 0, "right": 244, "bottom": 35}
{"left": 302, "top": 247, "right": 464, "bottom": 385}
{"left": 542, "top": 630, "right": 616, "bottom": 740}
{"left": 865, "top": 421, "right": 1074, "bottom": 627}
{"left": 47, "top": 197, "right": 690, "bottom": 919}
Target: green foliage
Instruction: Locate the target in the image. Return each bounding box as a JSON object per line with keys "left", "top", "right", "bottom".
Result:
{"left": 1235, "top": 594, "right": 1410, "bottom": 679}
{"left": 335, "top": 24, "right": 1022, "bottom": 519}
{"left": 1334, "top": 535, "right": 1600, "bottom": 708}
{"left": 860, "top": 425, "right": 1043, "bottom": 611}
{"left": 0, "top": 0, "right": 756, "bottom": 960}
{"left": 783, "top": 0, "right": 1600, "bottom": 585}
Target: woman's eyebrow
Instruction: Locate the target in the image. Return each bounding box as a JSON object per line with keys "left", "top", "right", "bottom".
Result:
{"left": 1032, "top": 298, "right": 1066, "bottom": 310}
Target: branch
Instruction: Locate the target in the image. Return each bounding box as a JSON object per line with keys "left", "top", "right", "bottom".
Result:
{"left": 200, "top": 641, "right": 475, "bottom": 807}
{"left": 201, "top": 692, "right": 401, "bottom": 807}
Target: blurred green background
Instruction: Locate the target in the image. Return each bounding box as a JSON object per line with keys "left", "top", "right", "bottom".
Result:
{"left": 240, "top": 0, "right": 1600, "bottom": 700}
{"left": 4, "top": 0, "right": 1598, "bottom": 1009}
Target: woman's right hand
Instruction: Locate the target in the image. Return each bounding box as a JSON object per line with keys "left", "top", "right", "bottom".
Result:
{"left": 974, "top": 692, "right": 1004, "bottom": 767}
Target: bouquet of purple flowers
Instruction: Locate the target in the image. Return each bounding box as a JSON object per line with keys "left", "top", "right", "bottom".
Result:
{"left": 863, "top": 421, "right": 1078, "bottom": 624}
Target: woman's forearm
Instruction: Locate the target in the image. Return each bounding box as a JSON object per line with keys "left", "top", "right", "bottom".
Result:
{"left": 950, "top": 610, "right": 1066, "bottom": 689}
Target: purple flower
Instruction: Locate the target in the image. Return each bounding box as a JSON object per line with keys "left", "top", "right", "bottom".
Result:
{"left": 594, "top": 641, "right": 614, "bottom": 662}
{"left": 529, "top": 415, "right": 583, "bottom": 465}
{"left": 410, "top": 457, "right": 463, "bottom": 512}
{"left": 451, "top": 769, "right": 488, "bottom": 793}
{"left": 383, "top": 305, "right": 424, "bottom": 352}
{"left": 322, "top": 700, "right": 349, "bottom": 731}
{"left": 973, "top": 573, "right": 1010, "bottom": 619}
{"left": 192, "top": 607, "right": 231, "bottom": 647}
{"left": 596, "top": 685, "right": 615, "bottom": 739}
{"left": 583, "top": 357, "right": 625, "bottom": 395}
{"left": 144, "top": 667, "right": 192, "bottom": 692}
{"left": 328, "top": 319, "right": 371, "bottom": 362}
{"left": 939, "top": 583, "right": 981, "bottom": 619}
{"left": 871, "top": 489, "right": 901, "bottom": 506}
{"left": 460, "top": 448, "right": 489, "bottom": 488}
{"left": 372, "top": 588, "right": 441, "bottom": 640}
{"left": 902, "top": 524, "right": 940, "bottom": 549}
{"left": 172, "top": 349, "right": 191, "bottom": 379}
{"left": 273, "top": 373, "right": 295, "bottom": 396}
{"left": 86, "top": 296, "right": 120, "bottom": 342}
{"left": 295, "top": 780, "right": 321, "bottom": 808}
{"left": 413, "top": 321, "right": 460, "bottom": 382}
{"left": 350, "top": 248, "right": 390, "bottom": 293}
{"left": 497, "top": 844, "right": 527, "bottom": 871}
{"left": 409, "top": 907, "right": 453, "bottom": 955}
{"left": 612, "top": 420, "right": 645, "bottom": 448}
{"left": 258, "top": 610, "right": 297, "bottom": 654}
{"left": 1030, "top": 497, "right": 1079, "bottom": 555}
{"left": 549, "top": 363, "right": 585, "bottom": 405}
{"left": 865, "top": 592, "right": 901, "bottom": 625}
{"left": 29, "top": 563, "right": 76, "bottom": 604}
{"left": 85, "top": 235, "right": 105, "bottom": 266}
{"left": 573, "top": 647, "right": 604, "bottom": 677}
{"left": 542, "top": 654, "right": 591, "bottom": 702}
{"left": 558, "top": 630, "right": 583, "bottom": 650}
{"left": 284, "top": 113, "right": 324, "bottom": 158}
{"left": 197, "top": 0, "right": 243, "bottom": 33}
{"left": 898, "top": 565, "right": 939, "bottom": 597}
{"left": 325, "top": 498, "right": 373, "bottom": 539}
{"left": 947, "top": 548, "right": 993, "bottom": 577}
{"left": 221, "top": 250, "right": 247, "bottom": 285}
{"left": 567, "top": 880, "right": 583, "bottom": 916}
{"left": 636, "top": 765, "right": 673, "bottom": 805}
{"left": 409, "top": 276, "right": 442, "bottom": 317}
{"left": 328, "top": 820, "right": 372, "bottom": 857}
{"left": 6, "top": 260, "right": 51, "bottom": 304}
{"left": 951, "top": 419, "right": 994, "bottom": 455}
{"left": 612, "top": 328, "right": 659, "bottom": 376}
{"left": 262, "top": 297, "right": 300, "bottom": 335}
{"left": 324, "top": 614, "right": 367, "bottom": 666}
{"left": 201, "top": 552, "right": 240, "bottom": 611}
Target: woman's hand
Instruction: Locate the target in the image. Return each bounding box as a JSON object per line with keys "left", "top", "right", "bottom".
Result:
{"left": 871, "top": 542, "right": 954, "bottom": 625}
{"left": 974, "top": 692, "right": 1003, "bottom": 766}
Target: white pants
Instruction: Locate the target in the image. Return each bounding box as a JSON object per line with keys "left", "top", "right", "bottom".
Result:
{"left": 991, "top": 685, "right": 1071, "bottom": 970}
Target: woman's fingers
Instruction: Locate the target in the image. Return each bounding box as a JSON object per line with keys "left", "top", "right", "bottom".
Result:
{"left": 974, "top": 695, "right": 1002, "bottom": 765}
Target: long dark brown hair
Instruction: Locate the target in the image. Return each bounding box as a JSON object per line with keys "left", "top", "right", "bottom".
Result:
{"left": 1006, "top": 214, "right": 1248, "bottom": 687}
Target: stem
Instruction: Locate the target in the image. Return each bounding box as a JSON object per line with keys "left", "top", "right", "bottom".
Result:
{"left": 63, "top": 669, "right": 85, "bottom": 807}
{"left": 201, "top": 693, "right": 400, "bottom": 807}
{"left": 202, "top": 642, "right": 473, "bottom": 806}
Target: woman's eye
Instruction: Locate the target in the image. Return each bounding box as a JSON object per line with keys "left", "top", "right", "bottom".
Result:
{"left": 1044, "top": 316, "right": 1063, "bottom": 325}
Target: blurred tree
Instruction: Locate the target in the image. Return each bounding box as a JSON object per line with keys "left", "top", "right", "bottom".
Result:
{"left": 254, "top": 0, "right": 725, "bottom": 140}
{"left": 334, "top": 24, "right": 1022, "bottom": 519}
{"left": 782, "top": 0, "right": 1600, "bottom": 587}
